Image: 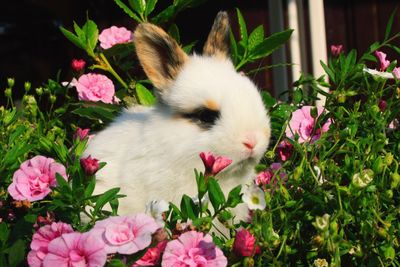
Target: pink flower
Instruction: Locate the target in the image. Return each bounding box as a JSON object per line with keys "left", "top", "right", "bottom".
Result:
{"left": 276, "top": 140, "right": 293, "bottom": 161}
{"left": 199, "top": 152, "right": 232, "bottom": 176}
{"left": 80, "top": 156, "right": 100, "bottom": 176}
{"left": 74, "top": 127, "right": 90, "bottom": 141}
{"left": 99, "top": 26, "right": 133, "bottom": 49}
{"left": 255, "top": 170, "right": 272, "bottom": 186}
{"left": 162, "top": 231, "right": 227, "bottom": 267}
{"left": 133, "top": 240, "right": 168, "bottom": 266}
{"left": 90, "top": 214, "right": 159, "bottom": 255}
{"left": 233, "top": 228, "right": 260, "bottom": 257}
{"left": 255, "top": 163, "right": 287, "bottom": 188}
{"left": 43, "top": 232, "right": 107, "bottom": 267}
{"left": 330, "top": 45, "right": 343, "bottom": 56}
{"left": 286, "top": 106, "right": 331, "bottom": 143}
{"left": 27, "top": 222, "right": 74, "bottom": 267}
{"left": 393, "top": 67, "right": 400, "bottom": 79}
{"left": 71, "top": 59, "right": 86, "bottom": 72}
{"left": 7, "top": 156, "right": 68, "bottom": 201}
{"left": 72, "top": 73, "right": 115, "bottom": 104}
{"left": 374, "top": 51, "right": 390, "bottom": 71}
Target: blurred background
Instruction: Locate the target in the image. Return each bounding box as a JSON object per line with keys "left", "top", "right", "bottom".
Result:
{"left": 0, "top": 0, "right": 399, "bottom": 102}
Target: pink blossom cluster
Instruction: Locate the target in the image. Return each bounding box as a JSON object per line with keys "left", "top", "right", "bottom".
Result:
{"left": 72, "top": 73, "right": 118, "bottom": 104}
{"left": 199, "top": 151, "right": 232, "bottom": 176}
{"left": 374, "top": 50, "right": 400, "bottom": 78}
{"left": 233, "top": 228, "right": 260, "bottom": 257}
{"left": 255, "top": 162, "right": 287, "bottom": 189}
{"left": 99, "top": 26, "right": 133, "bottom": 49}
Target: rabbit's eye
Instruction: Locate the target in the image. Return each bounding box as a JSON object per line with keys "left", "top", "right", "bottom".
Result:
{"left": 181, "top": 107, "right": 220, "bottom": 129}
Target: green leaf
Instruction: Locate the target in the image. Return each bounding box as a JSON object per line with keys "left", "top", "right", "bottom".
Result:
{"left": 7, "top": 239, "right": 25, "bottom": 267}
{"left": 261, "top": 91, "right": 277, "bottom": 109}
{"left": 108, "top": 259, "right": 127, "bottom": 267}
{"left": 114, "top": 0, "right": 142, "bottom": 22}
{"left": 8, "top": 125, "right": 26, "bottom": 144}
{"left": 82, "top": 19, "right": 99, "bottom": 53}
{"left": 195, "top": 170, "right": 207, "bottom": 200}
{"left": 236, "top": 8, "right": 248, "bottom": 45}
{"left": 136, "top": 83, "right": 156, "bottom": 106}
{"left": 72, "top": 106, "right": 117, "bottom": 122}
{"left": 248, "top": 25, "right": 264, "bottom": 52}
{"left": 384, "top": 8, "right": 397, "bottom": 41}
{"left": 249, "top": 29, "right": 293, "bottom": 60}
{"left": 145, "top": 0, "right": 158, "bottom": 16}
{"left": 320, "top": 60, "right": 335, "bottom": 83}
{"left": 0, "top": 223, "right": 9, "bottom": 243}
{"left": 180, "top": 194, "right": 198, "bottom": 220}
{"left": 151, "top": 5, "right": 176, "bottom": 24}
{"left": 129, "top": 0, "right": 146, "bottom": 14}
{"left": 93, "top": 187, "right": 120, "bottom": 215}
{"left": 182, "top": 41, "right": 197, "bottom": 54}
{"left": 55, "top": 173, "right": 70, "bottom": 191}
{"left": 226, "top": 185, "right": 242, "bottom": 208}
{"left": 168, "top": 23, "right": 180, "bottom": 43}
{"left": 2, "top": 143, "right": 33, "bottom": 167}
{"left": 60, "top": 26, "right": 86, "bottom": 50}
{"left": 84, "top": 177, "right": 96, "bottom": 198}
{"left": 229, "top": 29, "right": 239, "bottom": 65}
{"left": 207, "top": 177, "right": 225, "bottom": 211}
{"left": 73, "top": 21, "right": 86, "bottom": 44}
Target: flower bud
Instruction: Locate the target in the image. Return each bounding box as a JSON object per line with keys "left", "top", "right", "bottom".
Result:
{"left": 233, "top": 228, "right": 260, "bottom": 257}
{"left": 71, "top": 59, "right": 86, "bottom": 72}
{"left": 74, "top": 127, "right": 90, "bottom": 141}
{"left": 384, "top": 153, "right": 393, "bottom": 166}
{"left": 293, "top": 166, "right": 303, "bottom": 180}
{"left": 390, "top": 172, "right": 400, "bottom": 189}
{"left": 50, "top": 94, "right": 56, "bottom": 104}
{"left": 330, "top": 45, "right": 343, "bottom": 56}
{"left": 378, "top": 99, "right": 387, "bottom": 112}
{"left": 80, "top": 155, "right": 100, "bottom": 176}
{"left": 352, "top": 169, "right": 374, "bottom": 188}
{"left": 24, "top": 81, "right": 31, "bottom": 92}
{"left": 313, "top": 214, "right": 330, "bottom": 231}
{"left": 7, "top": 78, "right": 15, "bottom": 88}
{"left": 337, "top": 93, "right": 346, "bottom": 103}
{"left": 4, "top": 88, "right": 12, "bottom": 98}
{"left": 35, "top": 87, "right": 43, "bottom": 96}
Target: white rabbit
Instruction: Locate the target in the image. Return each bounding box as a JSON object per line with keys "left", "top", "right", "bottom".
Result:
{"left": 84, "top": 12, "right": 271, "bottom": 220}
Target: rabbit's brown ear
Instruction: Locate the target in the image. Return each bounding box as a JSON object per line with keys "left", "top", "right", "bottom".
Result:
{"left": 203, "top": 11, "right": 230, "bottom": 58}
{"left": 133, "top": 23, "right": 188, "bottom": 90}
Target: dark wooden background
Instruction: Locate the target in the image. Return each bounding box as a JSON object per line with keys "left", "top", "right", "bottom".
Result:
{"left": 0, "top": 0, "right": 399, "bottom": 102}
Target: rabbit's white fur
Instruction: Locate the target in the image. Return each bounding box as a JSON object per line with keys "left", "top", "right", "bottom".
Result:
{"left": 84, "top": 13, "right": 271, "bottom": 220}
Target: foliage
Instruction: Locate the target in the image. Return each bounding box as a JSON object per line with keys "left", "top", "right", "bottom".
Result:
{"left": 0, "top": 0, "right": 399, "bottom": 266}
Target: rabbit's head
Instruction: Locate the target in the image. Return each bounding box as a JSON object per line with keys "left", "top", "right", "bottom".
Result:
{"left": 133, "top": 12, "right": 271, "bottom": 174}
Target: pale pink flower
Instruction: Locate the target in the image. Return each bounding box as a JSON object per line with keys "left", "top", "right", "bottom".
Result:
{"left": 99, "top": 26, "right": 133, "bottom": 49}
{"left": 133, "top": 240, "right": 168, "bottom": 266}
{"left": 162, "top": 231, "right": 227, "bottom": 267}
{"left": 233, "top": 228, "right": 260, "bottom": 257}
{"left": 276, "top": 140, "right": 293, "bottom": 161}
{"left": 90, "top": 214, "right": 159, "bottom": 255}
{"left": 72, "top": 73, "right": 115, "bottom": 104}
{"left": 27, "top": 222, "right": 74, "bottom": 267}
{"left": 199, "top": 152, "right": 232, "bottom": 176}
{"left": 71, "top": 59, "right": 86, "bottom": 72}
{"left": 286, "top": 106, "right": 331, "bottom": 143}
{"left": 374, "top": 51, "right": 390, "bottom": 71}
{"left": 43, "top": 232, "right": 107, "bottom": 267}
{"left": 80, "top": 155, "right": 100, "bottom": 176}
{"left": 330, "top": 45, "right": 343, "bottom": 57}
{"left": 7, "top": 156, "right": 67, "bottom": 201}
{"left": 393, "top": 67, "right": 400, "bottom": 79}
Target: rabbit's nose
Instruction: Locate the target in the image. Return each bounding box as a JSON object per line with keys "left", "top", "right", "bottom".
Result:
{"left": 242, "top": 134, "right": 257, "bottom": 150}
{"left": 243, "top": 141, "right": 255, "bottom": 150}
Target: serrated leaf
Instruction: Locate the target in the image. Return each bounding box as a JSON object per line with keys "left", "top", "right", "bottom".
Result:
{"left": 82, "top": 19, "right": 99, "bottom": 53}
{"left": 249, "top": 29, "right": 293, "bottom": 60}
{"left": 168, "top": 24, "right": 180, "bottom": 43}
{"left": 248, "top": 25, "right": 264, "bottom": 51}
{"left": 93, "top": 188, "right": 120, "bottom": 215}
{"left": 236, "top": 8, "right": 248, "bottom": 44}
{"left": 60, "top": 26, "right": 86, "bottom": 50}
{"left": 145, "top": 0, "right": 157, "bottom": 16}
{"left": 114, "top": 0, "right": 142, "bottom": 22}
{"left": 207, "top": 177, "right": 225, "bottom": 211}
{"left": 129, "top": 0, "right": 146, "bottom": 14}
{"left": 136, "top": 83, "right": 156, "bottom": 106}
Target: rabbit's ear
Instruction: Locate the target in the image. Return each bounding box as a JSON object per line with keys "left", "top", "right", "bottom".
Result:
{"left": 133, "top": 23, "right": 188, "bottom": 90}
{"left": 203, "top": 11, "right": 230, "bottom": 58}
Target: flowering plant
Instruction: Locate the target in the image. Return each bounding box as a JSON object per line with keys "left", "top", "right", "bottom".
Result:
{"left": 0, "top": 1, "right": 399, "bottom": 266}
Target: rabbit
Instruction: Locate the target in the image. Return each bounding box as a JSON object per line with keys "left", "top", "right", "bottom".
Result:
{"left": 84, "top": 11, "right": 271, "bottom": 221}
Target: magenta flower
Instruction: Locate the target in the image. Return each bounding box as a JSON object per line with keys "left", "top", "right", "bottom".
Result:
{"left": 255, "top": 163, "right": 287, "bottom": 188}
{"left": 330, "top": 45, "right": 343, "bottom": 57}
{"left": 133, "top": 240, "right": 168, "bottom": 266}
{"left": 378, "top": 99, "right": 387, "bottom": 112}
{"left": 80, "top": 155, "right": 100, "bottom": 176}
{"left": 90, "top": 214, "right": 159, "bottom": 255}
{"left": 7, "top": 156, "right": 68, "bottom": 201}
{"left": 374, "top": 51, "right": 390, "bottom": 71}
{"left": 72, "top": 73, "right": 116, "bottom": 104}
{"left": 74, "top": 127, "right": 90, "bottom": 141}
{"left": 162, "top": 231, "right": 227, "bottom": 267}
{"left": 27, "top": 222, "right": 74, "bottom": 267}
{"left": 286, "top": 106, "right": 331, "bottom": 143}
{"left": 276, "top": 140, "right": 293, "bottom": 161}
{"left": 393, "top": 67, "right": 400, "bottom": 79}
{"left": 199, "top": 152, "right": 232, "bottom": 176}
{"left": 43, "top": 232, "right": 107, "bottom": 267}
{"left": 233, "top": 228, "right": 260, "bottom": 257}
{"left": 99, "top": 26, "right": 133, "bottom": 49}
{"left": 71, "top": 59, "right": 86, "bottom": 72}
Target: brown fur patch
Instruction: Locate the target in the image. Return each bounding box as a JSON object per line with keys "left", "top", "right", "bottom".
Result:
{"left": 203, "top": 11, "right": 230, "bottom": 58}
{"left": 133, "top": 23, "right": 188, "bottom": 90}
{"left": 204, "top": 99, "right": 219, "bottom": 111}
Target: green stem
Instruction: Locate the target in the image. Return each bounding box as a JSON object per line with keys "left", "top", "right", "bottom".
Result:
{"left": 99, "top": 53, "right": 129, "bottom": 89}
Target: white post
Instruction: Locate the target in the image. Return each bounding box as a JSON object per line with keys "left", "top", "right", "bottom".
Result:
{"left": 287, "top": 0, "right": 303, "bottom": 83}
{"left": 308, "top": 0, "right": 328, "bottom": 107}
